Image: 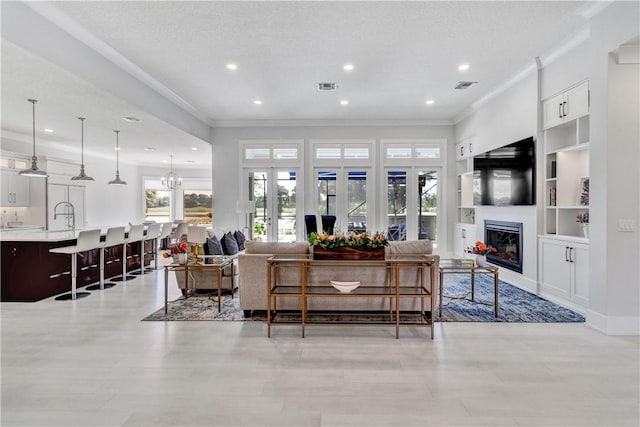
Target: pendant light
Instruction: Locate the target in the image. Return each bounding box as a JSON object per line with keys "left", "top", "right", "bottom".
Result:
{"left": 108, "top": 130, "right": 127, "bottom": 185}
{"left": 71, "top": 117, "right": 94, "bottom": 181}
{"left": 161, "top": 155, "right": 182, "bottom": 190}
{"left": 19, "top": 99, "right": 48, "bottom": 178}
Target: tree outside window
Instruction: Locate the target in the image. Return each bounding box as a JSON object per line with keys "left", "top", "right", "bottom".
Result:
{"left": 183, "top": 190, "right": 212, "bottom": 224}
{"left": 145, "top": 190, "right": 171, "bottom": 222}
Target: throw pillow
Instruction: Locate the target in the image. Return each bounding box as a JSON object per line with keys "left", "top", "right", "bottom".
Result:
{"left": 222, "top": 232, "right": 239, "bottom": 255}
{"left": 234, "top": 230, "right": 246, "bottom": 251}
{"left": 207, "top": 235, "right": 224, "bottom": 256}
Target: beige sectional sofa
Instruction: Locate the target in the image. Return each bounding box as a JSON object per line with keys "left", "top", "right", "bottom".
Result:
{"left": 238, "top": 240, "right": 439, "bottom": 317}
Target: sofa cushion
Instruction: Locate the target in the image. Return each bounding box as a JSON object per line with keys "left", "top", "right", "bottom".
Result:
{"left": 387, "top": 239, "right": 433, "bottom": 255}
{"left": 222, "top": 232, "right": 239, "bottom": 255}
{"left": 243, "top": 240, "right": 310, "bottom": 254}
{"left": 234, "top": 230, "right": 247, "bottom": 251}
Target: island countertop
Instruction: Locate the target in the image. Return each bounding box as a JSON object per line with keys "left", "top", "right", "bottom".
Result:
{"left": 0, "top": 225, "right": 134, "bottom": 242}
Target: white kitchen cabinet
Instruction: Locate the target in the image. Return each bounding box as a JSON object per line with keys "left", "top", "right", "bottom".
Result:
{"left": 543, "top": 80, "right": 589, "bottom": 130}
{"left": 1, "top": 170, "right": 30, "bottom": 206}
{"left": 47, "top": 183, "right": 85, "bottom": 230}
{"left": 538, "top": 236, "right": 589, "bottom": 307}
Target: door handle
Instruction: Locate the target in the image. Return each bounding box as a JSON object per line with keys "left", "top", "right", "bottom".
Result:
{"left": 565, "top": 246, "right": 569, "bottom": 262}
{"left": 562, "top": 101, "right": 567, "bottom": 117}
{"left": 569, "top": 247, "right": 574, "bottom": 263}
{"left": 559, "top": 103, "right": 563, "bottom": 119}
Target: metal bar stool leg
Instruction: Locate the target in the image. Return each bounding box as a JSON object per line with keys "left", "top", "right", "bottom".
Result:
{"left": 87, "top": 246, "right": 117, "bottom": 290}
{"left": 55, "top": 252, "right": 91, "bottom": 300}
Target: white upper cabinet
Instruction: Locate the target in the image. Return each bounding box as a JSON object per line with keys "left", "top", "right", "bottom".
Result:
{"left": 543, "top": 80, "right": 589, "bottom": 130}
{"left": 455, "top": 137, "right": 474, "bottom": 160}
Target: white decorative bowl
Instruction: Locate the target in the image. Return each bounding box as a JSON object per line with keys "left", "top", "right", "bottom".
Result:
{"left": 330, "top": 280, "right": 361, "bottom": 293}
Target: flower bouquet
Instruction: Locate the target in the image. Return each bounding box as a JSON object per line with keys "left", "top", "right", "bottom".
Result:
{"left": 466, "top": 241, "right": 496, "bottom": 267}
{"left": 466, "top": 241, "right": 497, "bottom": 255}
{"left": 309, "top": 231, "right": 389, "bottom": 260}
{"left": 576, "top": 212, "right": 589, "bottom": 223}
{"left": 309, "top": 230, "right": 389, "bottom": 250}
{"left": 163, "top": 241, "right": 189, "bottom": 263}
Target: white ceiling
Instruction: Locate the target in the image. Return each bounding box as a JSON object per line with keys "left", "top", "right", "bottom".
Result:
{"left": 1, "top": 1, "right": 594, "bottom": 167}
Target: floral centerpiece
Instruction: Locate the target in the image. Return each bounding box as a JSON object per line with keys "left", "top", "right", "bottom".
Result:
{"left": 162, "top": 241, "right": 189, "bottom": 263}
{"left": 466, "top": 240, "right": 496, "bottom": 267}
{"left": 309, "top": 231, "right": 389, "bottom": 260}
{"left": 466, "top": 240, "right": 497, "bottom": 256}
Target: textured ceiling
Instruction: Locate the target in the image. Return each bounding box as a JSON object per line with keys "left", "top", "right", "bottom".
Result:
{"left": 1, "top": 1, "right": 592, "bottom": 166}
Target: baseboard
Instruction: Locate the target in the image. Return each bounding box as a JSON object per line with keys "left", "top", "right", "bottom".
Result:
{"left": 537, "top": 291, "right": 587, "bottom": 315}
{"left": 496, "top": 268, "right": 538, "bottom": 293}
{"left": 586, "top": 310, "right": 640, "bottom": 335}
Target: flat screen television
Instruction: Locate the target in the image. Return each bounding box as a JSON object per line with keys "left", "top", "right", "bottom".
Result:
{"left": 473, "top": 136, "right": 535, "bottom": 206}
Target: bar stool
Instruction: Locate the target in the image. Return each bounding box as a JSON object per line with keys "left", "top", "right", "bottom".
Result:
{"left": 170, "top": 222, "right": 189, "bottom": 246}
{"left": 87, "top": 226, "right": 125, "bottom": 291}
{"left": 126, "top": 224, "right": 146, "bottom": 275}
{"left": 141, "top": 222, "right": 162, "bottom": 272}
{"left": 49, "top": 229, "right": 101, "bottom": 300}
{"left": 110, "top": 224, "right": 144, "bottom": 282}
{"left": 158, "top": 222, "right": 173, "bottom": 252}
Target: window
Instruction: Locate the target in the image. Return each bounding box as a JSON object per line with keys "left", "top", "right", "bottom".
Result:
{"left": 183, "top": 190, "right": 212, "bottom": 224}
{"left": 145, "top": 190, "right": 171, "bottom": 222}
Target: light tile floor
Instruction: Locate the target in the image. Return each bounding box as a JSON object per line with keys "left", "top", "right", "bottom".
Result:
{"left": 1, "top": 268, "right": 639, "bottom": 427}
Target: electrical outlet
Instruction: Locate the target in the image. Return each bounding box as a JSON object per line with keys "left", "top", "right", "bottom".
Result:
{"left": 617, "top": 219, "right": 635, "bottom": 232}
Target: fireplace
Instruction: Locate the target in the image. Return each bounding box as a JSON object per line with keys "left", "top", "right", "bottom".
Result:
{"left": 484, "top": 220, "right": 523, "bottom": 274}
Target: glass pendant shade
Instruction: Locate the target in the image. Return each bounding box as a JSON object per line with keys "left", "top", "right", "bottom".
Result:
{"left": 71, "top": 117, "right": 94, "bottom": 181}
{"left": 19, "top": 99, "right": 48, "bottom": 178}
{"left": 108, "top": 130, "right": 127, "bottom": 185}
{"left": 161, "top": 155, "right": 182, "bottom": 190}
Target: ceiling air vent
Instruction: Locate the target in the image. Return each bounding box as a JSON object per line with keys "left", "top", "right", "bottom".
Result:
{"left": 455, "top": 81, "right": 478, "bottom": 90}
{"left": 317, "top": 82, "right": 338, "bottom": 91}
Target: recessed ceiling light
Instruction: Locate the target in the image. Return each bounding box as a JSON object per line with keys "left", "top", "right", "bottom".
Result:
{"left": 425, "top": 99, "right": 435, "bottom": 105}
{"left": 44, "top": 128, "right": 54, "bottom": 133}
{"left": 343, "top": 63, "right": 354, "bottom": 71}
{"left": 226, "top": 63, "right": 237, "bottom": 70}
{"left": 162, "top": 159, "right": 168, "bottom": 163}
{"left": 122, "top": 116, "right": 141, "bottom": 123}
{"left": 185, "top": 160, "right": 195, "bottom": 163}
{"left": 458, "top": 63, "right": 470, "bottom": 71}
{"left": 144, "top": 147, "right": 156, "bottom": 151}
{"left": 191, "top": 147, "right": 198, "bottom": 151}
{"left": 114, "top": 147, "right": 121, "bottom": 151}
{"left": 254, "top": 100, "right": 262, "bottom": 105}
{"left": 340, "top": 100, "right": 349, "bottom": 105}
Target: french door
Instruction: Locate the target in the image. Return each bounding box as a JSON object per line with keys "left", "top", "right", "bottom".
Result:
{"left": 385, "top": 168, "right": 440, "bottom": 243}
{"left": 315, "top": 168, "right": 371, "bottom": 233}
{"left": 246, "top": 168, "right": 299, "bottom": 242}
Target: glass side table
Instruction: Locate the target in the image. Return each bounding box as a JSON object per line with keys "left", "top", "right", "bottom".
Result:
{"left": 438, "top": 258, "right": 499, "bottom": 317}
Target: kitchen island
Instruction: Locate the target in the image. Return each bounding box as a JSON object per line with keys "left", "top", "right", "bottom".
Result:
{"left": 1, "top": 229, "right": 154, "bottom": 302}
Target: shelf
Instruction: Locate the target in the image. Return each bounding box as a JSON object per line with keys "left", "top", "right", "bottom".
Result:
{"left": 546, "top": 178, "right": 557, "bottom": 182}
{"left": 557, "top": 205, "right": 589, "bottom": 209}
{"left": 547, "top": 142, "right": 590, "bottom": 155}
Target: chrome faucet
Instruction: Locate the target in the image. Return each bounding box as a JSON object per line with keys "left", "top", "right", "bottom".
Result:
{"left": 53, "top": 201, "right": 76, "bottom": 230}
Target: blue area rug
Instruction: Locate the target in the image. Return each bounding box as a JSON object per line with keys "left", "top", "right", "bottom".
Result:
{"left": 437, "top": 274, "right": 584, "bottom": 322}
{"left": 142, "top": 276, "right": 584, "bottom": 323}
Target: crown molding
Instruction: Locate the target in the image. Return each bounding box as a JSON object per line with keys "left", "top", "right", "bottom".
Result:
{"left": 210, "top": 118, "right": 454, "bottom": 128}
{"left": 454, "top": 24, "right": 591, "bottom": 125}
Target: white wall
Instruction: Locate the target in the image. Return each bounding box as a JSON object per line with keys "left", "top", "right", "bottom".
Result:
{"left": 542, "top": 40, "right": 590, "bottom": 99}
{"left": 210, "top": 124, "right": 455, "bottom": 244}
{"left": 455, "top": 73, "right": 538, "bottom": 289}
{"left": 586, "top": 1, "right": 640, "bottom": 334}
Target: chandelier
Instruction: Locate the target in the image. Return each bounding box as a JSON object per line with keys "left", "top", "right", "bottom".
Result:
{"left": 161, "top": 155, "right": 182, "bottom": 190}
